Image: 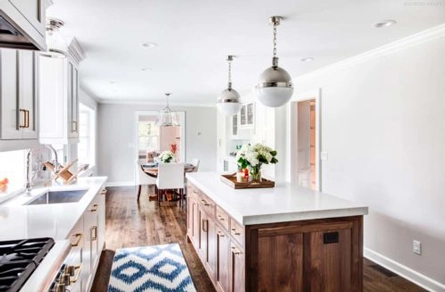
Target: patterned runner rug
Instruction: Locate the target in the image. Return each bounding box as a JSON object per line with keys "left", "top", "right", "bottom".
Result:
{"left": 108, "top": 243, "right": 196, "bottom": 292}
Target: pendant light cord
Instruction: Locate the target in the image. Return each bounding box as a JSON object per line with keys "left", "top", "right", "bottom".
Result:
{"left": 273, "top": 23, "right": 277, "bottom": 58}
{"left": 227, "top": 55, "right": 233, "bottom": 90}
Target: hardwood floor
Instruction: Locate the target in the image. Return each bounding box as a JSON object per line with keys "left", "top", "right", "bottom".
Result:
{"left": 92, "top": 186, "right": 427, "bottom": 292}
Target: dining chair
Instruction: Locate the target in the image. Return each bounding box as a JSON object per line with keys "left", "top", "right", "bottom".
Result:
{"left": 156, "top": 163, "right": 185, "bottom": 207}
{"left": 136, "top": 159, "right": 156, "bottom": 201}
{"left": 191, "top": 158, "right": 200, "bottom": 172}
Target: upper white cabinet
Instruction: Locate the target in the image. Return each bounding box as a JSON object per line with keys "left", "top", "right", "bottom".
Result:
{"left": 39, "top": 38, "right": 86, "bottom": 144}
{"left": 0, "top": 0, "right": 52, "bottom": 51}
{"left": 0, "top": 48, "right": 40, "bottom": 151}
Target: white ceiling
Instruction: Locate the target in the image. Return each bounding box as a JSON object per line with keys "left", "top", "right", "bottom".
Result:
{"left": 47, "top": 0, "right": 445, "bottom": 105}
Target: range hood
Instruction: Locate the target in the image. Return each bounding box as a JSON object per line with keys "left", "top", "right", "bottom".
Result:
{"left": 0, "top": 14, "right": 41, "bottom": 50}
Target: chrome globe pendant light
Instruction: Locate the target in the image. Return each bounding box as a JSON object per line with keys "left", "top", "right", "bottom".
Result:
{"left": 158, "top": 93, "right": 179, "bottom": 127}
{"left": 255, "top": 16, "right": 293, "bottom": 107}
{"left": 217, "top": 55, "right": 243, "bottom": 116}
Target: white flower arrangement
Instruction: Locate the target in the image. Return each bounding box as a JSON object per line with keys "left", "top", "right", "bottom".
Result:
{"left": 236, "top": 143, "right": 278, "bottom": 169}
{"left": 158, "top": 150, "right": 176, "bottom": 163}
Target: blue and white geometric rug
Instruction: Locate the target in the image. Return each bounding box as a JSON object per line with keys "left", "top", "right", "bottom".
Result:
{"left": 108, "top": 243, "right": 197, "bottom": 292}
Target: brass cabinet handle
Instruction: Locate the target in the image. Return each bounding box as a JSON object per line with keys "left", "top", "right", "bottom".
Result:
{"left": 231, "top": 228, "right": 241, "bottom": 236}
{"left": 201, "top": 219, "right": 208, "bottom": 232}
{"left": 72, "top": 121, "right": 77, "bottom": 132}
{"left": 65, "top": 265, "right": 81, "bottom": 284}
{"left": 19, "top": 109, "right": 26, "bottom": 128}
{"left": 90, "top": 204, "right": 98, "bottom": 212}
{"left": 100, "top": 189, "right": 107, "bottom": 195}
{"left": 91, "top": 226, "right": 98, "bottom": 241}
{"left": 217, "top": 215, "right": 225, "bottom": 221}
{"left": 25, "top": 110, "right": 30, "bottom": 128}
{"left": 217, "top": 230, "right": 225, "bottom": 237}
{"left": 71, "top": 233, "right": 83, "bottom": 247}
{"left": 200, "top": 199, "right": 209, "bottom": 206}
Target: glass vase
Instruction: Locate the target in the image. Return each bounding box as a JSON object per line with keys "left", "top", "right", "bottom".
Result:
{"left": 249, "top": 165, "right": 262, "bottom": 183}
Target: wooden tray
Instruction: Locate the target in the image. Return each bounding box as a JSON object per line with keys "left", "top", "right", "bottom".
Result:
{"left": 220, "top": 174, "right": 275, "bottom": 189}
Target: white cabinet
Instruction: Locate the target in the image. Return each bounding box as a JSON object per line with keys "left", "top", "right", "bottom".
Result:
{"left": 0, "top": 48, "right": 40, "bottom": 151}
{"left": 0, "top": 0, "right": 50, "bottom": 50}
{"left": 67, "top": 217, "right": 85, "bottom": 292}
{"left": 39, "top": 56, "right": 80, "bottom": 144}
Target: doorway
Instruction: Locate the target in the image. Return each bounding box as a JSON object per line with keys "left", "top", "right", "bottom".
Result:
{"left": 134, "top": 111, "right": 186, "bottom": 162}
{"left": 289, "top": 90, "right": 321, "bottom": 191}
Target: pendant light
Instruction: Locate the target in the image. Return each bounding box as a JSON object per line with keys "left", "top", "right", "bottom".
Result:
{"left": 217, "top": 55, "right": 243, "bottom": 116}
{"left": 158, "top": 93, "right": 179, "bottom": 127}
{"left": 45, "top": 18, "right": 68, "bottom": 58}
{"left": 255, "top": 16, "right": 293, "bottom": 107}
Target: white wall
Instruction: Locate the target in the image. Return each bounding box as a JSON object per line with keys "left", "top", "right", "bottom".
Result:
{"left": 97, "top": 104, "right": 216, "bottom": 185}
{"left": 278, "top": 28, "right": 445, "bottom": 290}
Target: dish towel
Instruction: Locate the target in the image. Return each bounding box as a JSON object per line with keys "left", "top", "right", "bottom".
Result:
{"left": 108, "top": 243, "right": 196, "bottom": 292}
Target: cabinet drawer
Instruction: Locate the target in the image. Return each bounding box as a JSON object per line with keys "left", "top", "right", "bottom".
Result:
{"left": 230, "top": 218, "right": 245, "bottom": 247}
{"left": 198, "top": 193, "right": 215, "bottom": 218}
{"left": 216, "top": 206, "right": 229, "bottom": 231}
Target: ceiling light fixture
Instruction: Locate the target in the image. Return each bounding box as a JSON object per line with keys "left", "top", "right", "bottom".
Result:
{"left": 301, "top": 57, "right": 314, "bottom": 62}
{"left": 141, "top": 68, "right": 152, "bottom": 71}
{"left": 217, "top": 55, "right": 243, "bottom": 116}
{"left": 45, "top": 18, "right": 68, "bottom": 58}
{"left": 255, "top": 16, "right": 293, "bottom": 107}
{"left": 142, "top": 42, "right": 158, "bottom": 48}
{"left": 158, "top": 93, "right": 179, "bottom": 127}
{"left": 374, "top": 20, "right": 397, "bottom": 28}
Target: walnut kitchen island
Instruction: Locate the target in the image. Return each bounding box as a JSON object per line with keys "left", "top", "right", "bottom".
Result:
{"left": 186, "top": 172, "right": 368, "bottom": 292}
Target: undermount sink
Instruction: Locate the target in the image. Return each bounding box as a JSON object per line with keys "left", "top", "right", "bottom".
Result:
{"left": 25, "top": 189, "right": 89, "bottom": 205}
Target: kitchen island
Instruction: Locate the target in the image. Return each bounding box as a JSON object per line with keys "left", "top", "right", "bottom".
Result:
{"left": 186, "top": 172, "right": 368, "bottom": 292}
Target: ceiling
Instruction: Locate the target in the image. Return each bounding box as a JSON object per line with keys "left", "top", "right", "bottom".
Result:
{"left": 47, "top": 0, "right": 445, "bottom": 105}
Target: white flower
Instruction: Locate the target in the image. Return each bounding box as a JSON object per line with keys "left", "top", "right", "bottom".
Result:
{"left": 236, "top": 143, "right": 278, "bottom": 169}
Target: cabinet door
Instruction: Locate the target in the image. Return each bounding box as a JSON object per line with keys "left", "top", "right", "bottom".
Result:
{"left": 82, "top": 200, "right": 99, "bottom": 291}
{"left": 230, "top": 242, "right": 245, "bottom": 292}
{"left": 68, "top": 63, "right": 79, "bottom": 139}
{"left": 198, "top": 209, "right": 208, "bottom": 260}
{"left": 191, "top": 197, "right": 200, "bottom": 246}
{"left": 0, "top": 49, "right": 21, "bottom": 139}
{"left": 18, "top": 50, "right": 38, "bottom": 139}
{"left": 68, "top": 217, "right": 85, "bottom": 292}
{"left": 216, "top": 226, "right": 230, "bottom": 292}
{"left": 97, "top": 188, "right": 107, "bottom": 253}
{"left": 9, "top": 0, "right": 45, "bottom": 35}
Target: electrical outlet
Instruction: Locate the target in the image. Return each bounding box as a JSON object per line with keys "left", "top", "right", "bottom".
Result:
{"left": 413, "top": 240, "right": 421, "bottom": 255}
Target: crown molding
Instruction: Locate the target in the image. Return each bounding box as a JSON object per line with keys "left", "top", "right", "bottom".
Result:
{"left": 295, "top": 23, "right": 445, "bottom": 80}
{"left": 67, "top": 37, "right": 86, "bottom": 65}
{"left": 98, "top": 98, "right": 216, "bottom": 108}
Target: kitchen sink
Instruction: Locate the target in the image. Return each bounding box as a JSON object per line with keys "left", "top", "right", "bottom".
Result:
{"left": 25, "top": 189, "right": 88, "bottom": 205}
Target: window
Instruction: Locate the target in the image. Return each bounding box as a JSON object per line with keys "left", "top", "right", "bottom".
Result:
{"left": 0, "top": 150, "right": 26, "bottom": 195}
{"left": 138, "top": 117, "right": 159, "bottom": 157}
{"left": 78, "top": 104, "right": 96, "bottom": 165}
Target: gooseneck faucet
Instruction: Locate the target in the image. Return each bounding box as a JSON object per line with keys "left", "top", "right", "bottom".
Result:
{"left": 25, "top": 145, "right": 61, "bottom": 194}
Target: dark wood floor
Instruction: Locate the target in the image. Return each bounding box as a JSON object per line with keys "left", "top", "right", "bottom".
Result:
{"left": 92, "top": 186, "right": 426, "bottom": 292}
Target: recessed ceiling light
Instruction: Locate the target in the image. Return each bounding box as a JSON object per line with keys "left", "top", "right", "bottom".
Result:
{"left": 109, "top": 81, "right": 117, "bottom": 84}
{"left": 301, "top": 57, "right": 314, "bottom": 62}
{"left": 141, "top": 68, "right": 152, "bottom": 71}
{"left": 374, "top": 20, "right": 397, "bottom": 28}
{"left": 142, "top": 42, "right": 158, "bottom": 48}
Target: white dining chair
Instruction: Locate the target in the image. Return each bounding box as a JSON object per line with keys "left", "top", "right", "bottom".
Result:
{"left": 191, "top": 158, "right": 200, "bottom": 172}
{"left": 156, "top": 163, "right": 185, "bottom": 207}
{"left": 136, "top": 159, "right": 156, "bottom": 201}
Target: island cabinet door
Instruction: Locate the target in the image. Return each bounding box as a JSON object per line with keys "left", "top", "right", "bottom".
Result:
{"left": 230, "top": 242, "right": 245, "bottom": 292}
{"left": 215, "top": 226, "right": 230, "bottom": 292}
{"left": 198, "top": 209, "right": 216, "bottom": 279}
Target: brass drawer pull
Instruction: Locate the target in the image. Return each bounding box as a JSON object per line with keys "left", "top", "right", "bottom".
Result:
{"left": 19, "top": 109, "right": 27, "bottom": 128}
{"left": 72, "top": 121, "right": 78, "bottom": 132}
{"left": 90, "top": 204, "right": 98, "bottom": 212}
{"left": 71, "top": 233, "right": 83, "bottom": 247}
{"left": 231, "top": 228, "right": 241, "bottom": 236}
{"left": 231, "top": 246, "right": 241, "bottom": 255}
{"left": 217, "top": 231, "right": 225, "bottom": 237}
{"left": 200, "top": 199, "right": 209, "bottom": 206}
{"left": 91, "top": 226, "right": 98, "bottom": 241}
{"left": 100, "top": 189, "right": 107, "bottom": 195}
{"left": 65, "top": 265, "right": 81, "bottom": 283}
{"left": 217, "top": 215, "right": 225, "bottom": 221}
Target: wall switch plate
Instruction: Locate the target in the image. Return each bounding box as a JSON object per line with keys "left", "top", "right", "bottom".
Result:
{"left": 320, "top": 151, "right": 328, "bottom": 161}
{"left": 413, "top": 240, "right": 421, "bottom": 255}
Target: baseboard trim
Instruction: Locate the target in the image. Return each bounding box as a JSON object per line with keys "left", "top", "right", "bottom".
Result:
{"left": 364, "top": 248, "right": 445, "bottom": 292}
{"left": 105, "top": 181, "right": 134, "bottom": 187}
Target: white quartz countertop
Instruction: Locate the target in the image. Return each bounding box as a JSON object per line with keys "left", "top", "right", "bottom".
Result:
{"left": 0, "top": 176, "right": 107, "bottom": 241}
{"left": 186, "top": 172, "right": 368, "bottom": 225}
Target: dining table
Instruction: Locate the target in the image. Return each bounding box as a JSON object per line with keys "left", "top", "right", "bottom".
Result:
{"left": 141, "top": 162, "right": 196, "bottom": 178}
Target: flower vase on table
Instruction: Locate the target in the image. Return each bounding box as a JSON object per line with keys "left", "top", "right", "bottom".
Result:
{"left": 249, "top": 165, "right": 262, "bottom": 183}
{"left": 236, "top": 143, "right": 278, "bottom": 184}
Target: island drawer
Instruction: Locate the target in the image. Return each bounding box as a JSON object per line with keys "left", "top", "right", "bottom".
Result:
{"left": 230, "top": 217, "right": 245, "bottom": 247}
{"left": 216, "top": 206, "right": 229, "bottom": 231}
{"left": 198, "top": 192, "right": 215, "bottom": 218}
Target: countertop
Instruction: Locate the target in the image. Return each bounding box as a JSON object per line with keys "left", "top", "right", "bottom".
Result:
{"left": 186, "top": 172, "right": 368, "bottom": 225}
{"left": 0, "top": 176, "right": 107, "bottom": 240}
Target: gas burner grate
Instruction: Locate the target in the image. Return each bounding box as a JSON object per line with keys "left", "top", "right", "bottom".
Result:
{"left": 0, "top": 238, "right": 54, "bottom": 292}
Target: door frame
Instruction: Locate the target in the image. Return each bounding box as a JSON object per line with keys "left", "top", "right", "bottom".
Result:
{"left": 286, "top": 88, "right": 322, "bottom": 191}
{"left": 134, "top": 111, "right": 186, "bottom": 163}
